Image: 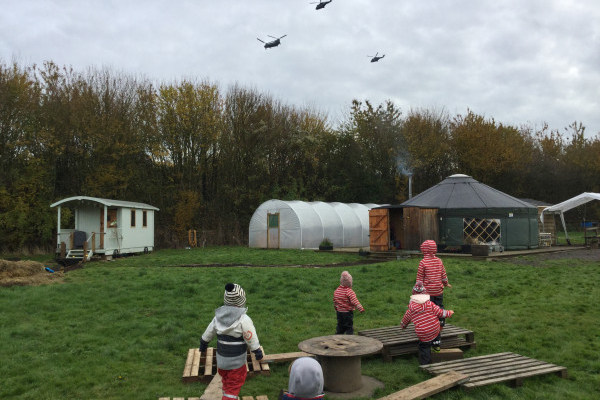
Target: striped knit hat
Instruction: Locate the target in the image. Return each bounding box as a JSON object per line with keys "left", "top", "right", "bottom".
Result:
{"left": 340, "top": 271, "right": 353, "bottom": 287}
{"left": 224, "top": 283, "right": 246, "bottom": 307}
{"left": 412, "top": 283, "right": 427, "bottom": 295}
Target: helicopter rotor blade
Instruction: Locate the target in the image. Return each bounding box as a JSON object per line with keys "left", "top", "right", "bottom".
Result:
{"left": 279, "top": 34, "right": 287, "bottom": 39}
{"left": 267, "top": 35, "right": 277, "bottom": 39}
{"left": 257, "top": 38, "right": 265, "bottom": 43}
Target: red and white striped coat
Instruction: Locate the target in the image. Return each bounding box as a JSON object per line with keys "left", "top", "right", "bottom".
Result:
{"left": 333, "top": 286, "right": 364, "bottom": 312}
{"left": 401, "top": 294, "right": 452, "bottom": 342}
{"left": 416, "top": 240, "right": 449, "bottom": 296}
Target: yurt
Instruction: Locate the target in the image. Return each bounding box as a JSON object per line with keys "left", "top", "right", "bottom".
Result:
{"left": 249, "top": 200, "right": 382, "bottom": 249}
{"left": 370, "top": 174, "right": 538, "bottom": 251}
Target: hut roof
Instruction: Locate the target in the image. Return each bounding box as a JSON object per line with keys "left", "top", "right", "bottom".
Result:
{"left": 50, "top": 196, "right": 159, "bottom": 211}
{"left": 395, "top": 174, "right": 535, "bottom": 209}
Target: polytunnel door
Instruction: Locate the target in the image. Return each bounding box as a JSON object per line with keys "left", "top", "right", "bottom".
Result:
{"left": 267, "top": 213, "right": 280, "bottom": 249}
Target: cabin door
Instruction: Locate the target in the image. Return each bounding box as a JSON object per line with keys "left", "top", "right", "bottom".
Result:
{"left": 100, "top": 209, "right": 105, "bottom": 249}
{"left": 267, "top": 213, "right": 280, "bottom": 249}
{"left": 369, "top": 208, "right": 389, "bottom": 251}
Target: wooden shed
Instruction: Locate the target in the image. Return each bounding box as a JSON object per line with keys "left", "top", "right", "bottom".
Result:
{"left": 369, "top": 207, "right": 438, "bottom": 251}
{"left": 51, "top": 196, "right": 159, "bottom": 262}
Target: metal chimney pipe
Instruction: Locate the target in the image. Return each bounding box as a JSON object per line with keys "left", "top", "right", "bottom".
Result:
{"left": 408, "top": 173, "right": 413, "bottom": 199}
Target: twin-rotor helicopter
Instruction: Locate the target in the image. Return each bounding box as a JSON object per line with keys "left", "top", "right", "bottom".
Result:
{"left": 256, "top": 35, "right": 287, "bottom": 49}
{"left": 257, "top": 2, "right": 384, "bottom": 63}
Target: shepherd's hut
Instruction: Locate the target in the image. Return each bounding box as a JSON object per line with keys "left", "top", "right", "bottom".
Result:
{"left": 51, "top": 196, "right": 159, "bottom": 262}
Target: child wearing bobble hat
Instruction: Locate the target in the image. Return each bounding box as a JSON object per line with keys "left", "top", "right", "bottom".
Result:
{"left": 401, "top": 284, "right": 454, "bottom": 365}
{"left": 200, "top": 283, "right": 263, "bottom": 400}
{"left": 333, "top": 271, "right": 365, "bottom": 334}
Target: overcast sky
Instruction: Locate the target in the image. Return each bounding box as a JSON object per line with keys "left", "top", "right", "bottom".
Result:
{"left": 2, "top": 0, "right": 599, "bottom": 136}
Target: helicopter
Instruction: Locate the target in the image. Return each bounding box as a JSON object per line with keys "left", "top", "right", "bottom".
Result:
{"left": 368, "top": 52, "right": 385, "bottom": 62}
{"left": 310, "top": 0, "right": 333, "bottom": 10}
{"left": 257, "top": 34, "right": 287, "bottom": 49}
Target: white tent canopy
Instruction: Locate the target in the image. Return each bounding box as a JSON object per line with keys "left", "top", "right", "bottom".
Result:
{"left": 540, "top": 192, "right": 600, "bottom": 242}
{"left": 248, "top": 199, "right": 382, "bottom": 249}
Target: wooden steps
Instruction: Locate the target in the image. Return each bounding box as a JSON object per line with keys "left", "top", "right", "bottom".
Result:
{"left": 358, "top": 324, "right": 476, "bottom": 361}
{"left": 182, "top": 346, "right": 270, "bottom": 383}
{"left": 421, "top": 352, "right": 567, "bottom": 389}
{"left": 378, "top": 370, "right": 469, "bottom": 400}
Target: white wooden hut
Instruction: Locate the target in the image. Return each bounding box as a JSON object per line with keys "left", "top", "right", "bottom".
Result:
{"left": 51, "top": 196, "right": 159, "bottom": 261}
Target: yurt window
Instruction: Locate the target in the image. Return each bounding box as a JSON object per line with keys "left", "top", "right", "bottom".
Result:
{"left": 464, "top": 218, "right": 501, "bottom": 244}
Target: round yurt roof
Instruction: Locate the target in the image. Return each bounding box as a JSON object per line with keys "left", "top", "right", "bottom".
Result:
{"left": 396, "top": 174, "right": 535, "bottom": 209}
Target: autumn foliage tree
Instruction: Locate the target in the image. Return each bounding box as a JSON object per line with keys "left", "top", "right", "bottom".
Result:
{"left": 0, "top": 60, "right": 599, "bottom": 252}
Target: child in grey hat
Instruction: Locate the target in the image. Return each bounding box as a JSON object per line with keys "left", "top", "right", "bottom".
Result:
{"left": 281, "top": 357, "right": 325, "bottom": 400}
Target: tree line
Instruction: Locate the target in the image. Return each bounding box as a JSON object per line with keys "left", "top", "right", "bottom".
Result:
{"left": 1, "top": 61, "right": 599, "bottom": 252}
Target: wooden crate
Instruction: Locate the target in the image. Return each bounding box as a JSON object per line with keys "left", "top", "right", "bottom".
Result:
{"left": 421, "top": 352, "right": 567, "bottom": 389}
{"left": 358, "top": 324, "right": 476, "bottom": 362}
{"left": 182, "top": 346, "right": 270, "bottom": 383}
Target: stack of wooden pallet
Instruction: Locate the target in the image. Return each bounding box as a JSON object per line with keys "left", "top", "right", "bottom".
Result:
{"left": 358, "top": 324, "right": 476, "bottom": 362}
{"left": 182, "top": 346, "right": 269, "bottom": 383}
{"left": 421, "top": 352, "right": 568, "bottom": 389}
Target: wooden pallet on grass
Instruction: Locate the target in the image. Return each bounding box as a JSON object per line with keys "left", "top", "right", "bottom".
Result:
{"left": 378, "top": 370, "right": 469, "bottom": 400}
{"left": 182, "top": 346, "right": 270, "bottom": 383}
{"left": 358, "top": 324, "right": 476, "bottom": 362}
{"left": 421, "top": 352, "right": 567, "bottom": 389}
{"left": 159, "top": 397, "right": 268, "bottom": 400}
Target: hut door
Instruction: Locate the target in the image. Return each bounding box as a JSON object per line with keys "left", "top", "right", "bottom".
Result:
{"left": 100, "top": 209, "right": 105, "bottom": 249}
{"left": 369, "top": 209, "right": 389, "bottom": 251}
{"left": 267, "top": 213, "right": 280, "bottom": 249}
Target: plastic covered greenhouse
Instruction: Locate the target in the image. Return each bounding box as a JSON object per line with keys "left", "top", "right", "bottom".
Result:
{"left": 248, "top": 199, "right": 382, "bottom": 249}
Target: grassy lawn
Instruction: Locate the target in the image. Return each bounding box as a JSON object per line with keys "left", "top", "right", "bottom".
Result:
{"left": 1, "top": 247, "right": 599, "bottom": 399}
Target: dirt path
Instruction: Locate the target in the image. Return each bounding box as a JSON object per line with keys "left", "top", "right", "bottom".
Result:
{"left": 504, "top": 248, "right": 600, "bottom": 266}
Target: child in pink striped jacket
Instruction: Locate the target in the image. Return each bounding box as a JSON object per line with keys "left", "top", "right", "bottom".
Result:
{"left": 333, "top": 271, "right": 365, "bottom": 334}
{"left": 401, "top": 285, "right": 454, "bottom": 365}
{"left": 415, "top": 239, "right": 452, "bottom": 350}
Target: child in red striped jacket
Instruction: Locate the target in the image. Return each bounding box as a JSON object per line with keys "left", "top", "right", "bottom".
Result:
{"left": 401, "top": 285, "right": 454, "bottom": 365}
{"left": 415, "top": 239, "right": 452, "bottom": 350}
{"left": 333, "top": 271, "right": 364, "bottom": 334}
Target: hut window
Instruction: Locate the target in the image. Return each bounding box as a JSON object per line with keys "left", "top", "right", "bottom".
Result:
{"left": 131, "top": 210, "right": 136, "bottom": 227}
{"left": 464, "top": 218, "right": 501, "bottom": 244}
{"left": 107, "top": 209, "right": 118, "bottom": 227}
{"left": 142, "top": 211, "right": 147, "bottom": 227}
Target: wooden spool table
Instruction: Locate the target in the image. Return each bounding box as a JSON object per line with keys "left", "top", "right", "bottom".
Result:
{"left": 298, "top": 335, "right": 383, "bottom": 393}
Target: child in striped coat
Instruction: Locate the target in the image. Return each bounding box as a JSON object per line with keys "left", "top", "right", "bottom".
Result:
{"left": 401, "top": 285, "right": 454, "bottom": 365}
{"left": 333, "top": 271, "right": 364, "bottom": 334}
{"left": 415, "top": 239, "right": 452, "bottom": 350}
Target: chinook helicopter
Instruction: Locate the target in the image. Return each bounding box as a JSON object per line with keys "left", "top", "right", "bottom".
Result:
{"left": 368, "top": 52, "right": 385, "bottom": 62}
{"left": 257, "top": 34, "right": 287, "bottom": 49}
{"left": 310, "top": 0, "right": 333, "bottom": 10}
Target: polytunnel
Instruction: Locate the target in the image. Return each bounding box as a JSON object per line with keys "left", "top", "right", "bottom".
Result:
{"left": 248, "top": 199, "right": 382, "bottom": 249}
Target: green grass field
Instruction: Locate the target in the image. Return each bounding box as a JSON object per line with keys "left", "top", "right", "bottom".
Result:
{"left": 1, "top": 247, "right": 599, "bottom": 399}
